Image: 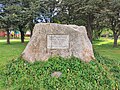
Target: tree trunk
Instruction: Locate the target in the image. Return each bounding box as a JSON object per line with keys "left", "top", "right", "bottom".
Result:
{"left": 6, "top": 28, "right": 10, "bottom": 44}
{"left": 113, "top": 32, "right": 118, "bottom": 47}
{"left": 20, "top": 30, "right": 24, "bottom": 43}
{"left": 29, "top": 22, "right": 34, "bottom": 38}
{"left": 28, "top": 19, "right": 35, "bottom": 38}
{"left": 19, "top": 25, "right": 24, "bottom": 43}
{"left": 86, "top": 14, "right": 93, "bottom": 43}
{"left": 98, "top": 31, "right": 102, "bottom": 38}
{"left": 30, "top": 29, "right": 33, "bottom": 38}
{"left": 111, "top": 18, "right": 118, "bottom": 47}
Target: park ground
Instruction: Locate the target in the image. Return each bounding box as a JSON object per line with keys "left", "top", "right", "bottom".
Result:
{"left": 0, "top": 37, "right": 120, "bottom": 67}
{"left": 0, "top": 37, "right": 120, "bottom": 89}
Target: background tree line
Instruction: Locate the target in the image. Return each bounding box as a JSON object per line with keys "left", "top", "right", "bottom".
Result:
{"left": 0, "top": 0, "right": 120, "bottom": 47}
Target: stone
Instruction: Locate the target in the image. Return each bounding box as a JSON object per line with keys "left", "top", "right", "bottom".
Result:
{"left": 51, "top": 71, "right": 62, "bottom": 78}
{"left": 22, "top": 23, "right": 95, "bottom": 62}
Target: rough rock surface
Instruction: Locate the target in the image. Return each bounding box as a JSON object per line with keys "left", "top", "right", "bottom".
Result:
{"left": 22, "top": 23, "right": 95, "bottom": 62}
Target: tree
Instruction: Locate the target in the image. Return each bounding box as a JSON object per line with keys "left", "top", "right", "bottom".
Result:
{"left": 103, "top": 0, "right": 120, "bottom": 47}
{"left": 0, "top": 0, "right": 19, "bottom": 44}
{"left": 15, "top": 0, "right": 42, "bottom": 42}
{"left": 0, "top": 0, "right": 44, "bottom": 43}
{"left": 39, "top": 0, "right": 62, "bottom": 23}
{"left": 55, "top": 0, "right": 103, "bottom": 42}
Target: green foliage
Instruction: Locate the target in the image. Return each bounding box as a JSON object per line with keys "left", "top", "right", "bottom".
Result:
{"left": 0, "top": 0, "right": 43, "bottom": 29}
{"left": 100, "top": 28, "right": 113, "bottom": 37}
{"left": 0, "top": 38, "right": 119, "bottom": 90}
{"left": 95, "top": 52, "right": 120, "bottom": 89}
{"left": 0, "top": 54, "right": 119, "bottom": 90}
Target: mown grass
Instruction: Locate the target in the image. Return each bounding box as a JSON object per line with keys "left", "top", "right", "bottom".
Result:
{"left": 93, "top": 38, "right": 120, "bottom": 61}
{"left": 0, "top": 38, "right": 120, "bottom": 90}
{"left": 0, "top": 38, "right": 119, "bottom": 67}
{"left": 0, "top": 39, "right": 29, "bottom": 67}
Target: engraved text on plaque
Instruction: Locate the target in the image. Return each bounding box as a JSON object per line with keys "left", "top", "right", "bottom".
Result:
{"left": 47, "top": 35, "right": 69, "bottom": 49}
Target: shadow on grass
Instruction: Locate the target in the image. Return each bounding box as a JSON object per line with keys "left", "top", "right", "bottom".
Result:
{"left": 93, "top": 39, "right": 105, "bottom": 45}
{"left": 0, "top": 39, "right": 29, "bottom": 46}
{"left": 93, "top": 38, "right": 120, "bottom": 49}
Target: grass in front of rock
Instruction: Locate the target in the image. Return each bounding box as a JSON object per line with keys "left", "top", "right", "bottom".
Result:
{"left": 0, "top": 38, "right": 120, "bottom": 89}
{"left": 0, "top": 37, "right": 119, "bottom": 67}
{"left": 0, "top": 54, "right": 119, "bottom": 90}
{"left": 0, "top": 38, "right": 29, "bottom": 68}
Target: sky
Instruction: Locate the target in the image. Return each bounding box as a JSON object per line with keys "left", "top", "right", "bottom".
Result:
{"left": 0, "top": 4, "right": 3, "bottom": 7}
{"left": 0, "top": 4, "right": 3, "bottom": 12}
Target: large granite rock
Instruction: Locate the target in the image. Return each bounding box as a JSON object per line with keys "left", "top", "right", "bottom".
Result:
{"left": 22, "top": 23, "right": 95, "bottom": 62}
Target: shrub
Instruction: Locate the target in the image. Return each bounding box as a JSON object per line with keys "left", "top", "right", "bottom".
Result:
{"left": 0, "top": 54, "right": 119, "bottom": 90}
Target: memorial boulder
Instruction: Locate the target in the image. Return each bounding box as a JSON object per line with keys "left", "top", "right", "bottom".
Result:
{"left": 22, "top": 23, "right": 95, "bottom": 62}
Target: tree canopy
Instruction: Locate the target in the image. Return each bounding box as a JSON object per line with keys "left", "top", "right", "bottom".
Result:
{"left": 0, "top": 0, "right": 120, "bottom": 46}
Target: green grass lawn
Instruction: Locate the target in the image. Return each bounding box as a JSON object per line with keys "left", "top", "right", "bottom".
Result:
{"left": 0, "top": 37, "right": 119, "bottom": 67}
{"left": 0, "top": 38, "right": 29, "bottom": 68}
{"left": 0, "top": 37, "right": 120, "bottom": 89}
{"left": 93, "top": 38, "right": 120, "bottom": 61}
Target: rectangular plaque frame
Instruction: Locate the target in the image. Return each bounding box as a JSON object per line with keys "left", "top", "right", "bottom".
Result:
{"left": 47, "top": 35, "right": 69, "bottom": 49}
